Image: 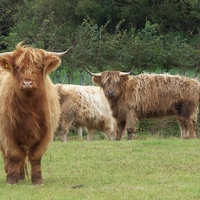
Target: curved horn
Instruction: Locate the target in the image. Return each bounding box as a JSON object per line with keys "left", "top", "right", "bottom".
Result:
{"left": 85, "top": 67, "right": 102, "bottom": 76}
{"left": 0, "top": 52, "right": 12, "bottom": 58}
{"left": 119, "top": 70, "right": 132, "bottom": 76}
{"left": 48, "top": 46, "right": 73, "bottom": 57}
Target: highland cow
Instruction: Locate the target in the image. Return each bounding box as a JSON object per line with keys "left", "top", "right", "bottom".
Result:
{"left": 0, "top": 43, "right": 72, "bottom": 184}
{"left": 86, "top": 68, "right": 200, "bottom": 140}
{"left": 56, "top": 84, "right": 117, "bottom": 141}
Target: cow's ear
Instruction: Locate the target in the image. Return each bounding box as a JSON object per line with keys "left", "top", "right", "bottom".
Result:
{"left": 0, "top": 57, "right": 12, "bottom": 72}
{"left": 93, "top": 76, "right": 102, "bottom": 86}
{"left": 120, "top": 75, "right": 129, "bottom": 82}
{"left": 44, "top": 55, "right": 61, "bottom": 74}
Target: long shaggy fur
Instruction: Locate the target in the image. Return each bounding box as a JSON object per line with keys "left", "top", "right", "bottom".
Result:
{"left": 0, "top": 43, "right": 61, "bottom": 184}
{"left": 93, "top": 71, "right": 200, "bottom": 140}
{"left": 56, "top": 84, "right": 117, "bottom": 141}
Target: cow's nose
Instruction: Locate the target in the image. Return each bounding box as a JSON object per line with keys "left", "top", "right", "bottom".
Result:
{"left": 22, "top": 81, "right": 33, "bottom": 89}
{"left": 108, "top": 90, "right": 114, "bottom": 94}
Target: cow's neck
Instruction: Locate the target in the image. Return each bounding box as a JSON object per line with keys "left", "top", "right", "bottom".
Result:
{"left": 15, "top": 92, "right": 46, "bottom": 108}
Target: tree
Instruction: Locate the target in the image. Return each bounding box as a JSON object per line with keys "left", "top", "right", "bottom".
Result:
{"left": 2, "top": 0, "right": 200, "bottom": 84}
{"left": 0, "top": 0, "right": 24, "bottom": 50}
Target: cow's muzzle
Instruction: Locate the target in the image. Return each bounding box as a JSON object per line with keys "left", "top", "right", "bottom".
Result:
{"left": 22, "top": 80, "right": 33, "bottom": 89}
{"left": 107, "top": 90, "right": 114, "bottom": 94}
{"left": 106, "top": 90, "right": 116, "bottom": 98}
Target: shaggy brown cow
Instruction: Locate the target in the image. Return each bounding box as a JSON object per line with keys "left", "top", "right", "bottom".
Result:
{"left": 56, "top": 84, "right": 117, "bottom": 141}
{"left": 0, "top": 43, "right": 72, "bottom": 185}
{"left": 86, "top": 68, "right": 200, "bottom": 140}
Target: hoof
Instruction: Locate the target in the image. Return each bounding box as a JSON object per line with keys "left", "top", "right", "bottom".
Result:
{"left": 19, "top": 172, "right": 25, "bottom": 180}
{"left": 32, "top": 173, "right": 43, "bottom": 185}
{"left": 7, "top": 174, "right": 20, "bottom": 184}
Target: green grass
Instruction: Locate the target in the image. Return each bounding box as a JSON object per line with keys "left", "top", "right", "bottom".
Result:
{"left": 0, "top": 138, "right": 200, "bottom": 199}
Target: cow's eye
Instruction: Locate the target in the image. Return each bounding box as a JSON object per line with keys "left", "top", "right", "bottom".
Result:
{"left": 102, "top": 83, "right": 106, "bottom": 88}
{"left": 14, "top": 65, "right": 19, "bottom": 70}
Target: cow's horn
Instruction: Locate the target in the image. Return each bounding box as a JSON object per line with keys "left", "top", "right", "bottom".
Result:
{"left": 48, "top": 46, "right": 73, "bottom": 57}
{"left": 85, "top": 67, "right": 102, "bottom": 76}
{"left": 119, "top": 70, "right": 132, "bottom": 76}
{"left": 0, "top": 52, "right": 12, "bottom": 58}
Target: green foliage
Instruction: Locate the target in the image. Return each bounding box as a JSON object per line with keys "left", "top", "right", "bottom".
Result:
{"left": 0, "top": 0, "right": 200, "bottom": 88}
{"left": 1, "top": 0, "right": 200, "bottom": 83}
{"left": 0, "top": 0, "right": 24, "bottom": 50}
{"left": 136, "top": 118, "right": 180, "bottom": 139}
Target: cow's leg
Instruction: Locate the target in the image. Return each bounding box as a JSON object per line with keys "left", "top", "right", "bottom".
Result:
{"left": 6, "top": 152, "right": 26, "bottom": 183}
{"left": 6, "top": 156, "right": 21, "bottom": 184}
{"left": 61, "top": 128, "right": 68, "bottom": 142}
{"left": 77, "top": 127, "right": 83, "bottom": 138}
{"left": 177, "top": 116, "right": 190, "bottom": 139}
{"left": 0, "top": 145, "right": 25, "bottom": 183}
{"left": 116, "top": 121, "right": 126, "bottom": 140}
{"left": 4, "top": 146, "right": 25, "bottom": 184}
{"left": 60, "top": 120, "right": 72, "bottom": 142}
{"left": 126, "top": 128, "right": 134, "bottom": 140}
{"left": 177, "top": 101, "right": 197, "bottom": 139}
{"left": 0, "top": 140, "right": 25, "bottom": 184}
{"left": 125, "top": 111, "right": 138, "bottom": 140}
{"left": 188, "top": 114, "right": 197, "bottom": 138}
{"left": 29, "top": 156, "right": 42, "bottom": 185}
{"left": 28, "top": 137, "right": 51, "bottom": 185}
{"left": 86, "top": 128, "right": 95, "bottom": 141}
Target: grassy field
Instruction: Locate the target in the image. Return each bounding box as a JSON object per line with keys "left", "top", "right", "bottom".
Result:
{"left": 0, "top": 137, "right": 200, "bottom": 200}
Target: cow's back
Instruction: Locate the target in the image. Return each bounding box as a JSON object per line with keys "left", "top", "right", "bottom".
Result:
{"left": 121, "top": 73, "right": 200, "bottom": 118}
{"left": 58, "top": 84, "right": 110, "bottom": 120}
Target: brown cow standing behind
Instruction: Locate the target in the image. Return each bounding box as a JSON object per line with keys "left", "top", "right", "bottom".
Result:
{"left": 86, "top": 68, "right": 200, "bottom": 140}
{"left": 0, "top": 43, "right": 71, "bottom": 185}
{"left": 56, "top": 84, "right": 117, "bottom": 141}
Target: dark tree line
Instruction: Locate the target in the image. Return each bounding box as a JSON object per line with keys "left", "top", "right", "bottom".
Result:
{"left": 1, "top": 0, "right": 200, "bottom": 84}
